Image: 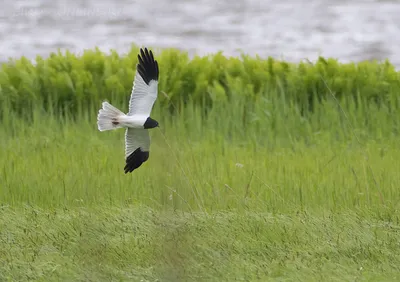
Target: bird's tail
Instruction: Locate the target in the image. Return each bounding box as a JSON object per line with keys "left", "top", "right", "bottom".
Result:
{"left": 97, "top": 101, "right": 126, "bottom": 131}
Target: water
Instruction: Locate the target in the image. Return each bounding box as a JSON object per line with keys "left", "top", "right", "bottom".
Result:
{"left": 1, "top": 0, "right": 400, "bottom": 67}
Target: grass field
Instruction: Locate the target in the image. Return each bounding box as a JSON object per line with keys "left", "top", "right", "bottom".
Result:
{"left": 2, "top": 206, "right": 400, "bottom": 281}
{"left": 1, "top": 48, "right": 400, "bottom": 281}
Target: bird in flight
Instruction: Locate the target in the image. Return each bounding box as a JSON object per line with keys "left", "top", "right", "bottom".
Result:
{"left": 97, "top": 47, "right": 160, "bottom": 173}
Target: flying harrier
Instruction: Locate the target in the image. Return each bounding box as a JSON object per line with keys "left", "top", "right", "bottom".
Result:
{"left": 97, "top": 47, "right": 159, "bottom": 173}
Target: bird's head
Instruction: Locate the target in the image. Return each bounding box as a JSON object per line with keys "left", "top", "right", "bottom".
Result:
{"left": 144, "top": 117, "right": 159, "bottom": 129}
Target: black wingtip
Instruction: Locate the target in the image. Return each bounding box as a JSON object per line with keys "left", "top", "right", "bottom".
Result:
{"left": 124, "top": 147, "right": 150, "bottom": 173}
{"left": 137, "top": 47, "right": 159, "bottom": 85}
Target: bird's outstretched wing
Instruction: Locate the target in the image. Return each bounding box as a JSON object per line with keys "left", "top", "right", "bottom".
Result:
{"left": 128, "top": 48, "right": 159, "bottom": 117}
{"left": 124, "top": 128, "right": 150, "bottom": 173}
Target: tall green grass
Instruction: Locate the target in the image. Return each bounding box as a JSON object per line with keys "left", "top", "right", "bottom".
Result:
{"left": 1, "top": 46, "right": 399, "bottom": 215}
{"left": 1, "top": 83, "right": 400, "bottom": 214}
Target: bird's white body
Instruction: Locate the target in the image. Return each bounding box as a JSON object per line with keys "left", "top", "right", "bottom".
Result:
{"left": 97, "top": 101, "right": 149, "bottom": 131}
{"left": 97, "top": 48, "right": 160, "bottom": 173}
{"left": 118, "top": 115, "right": 148, "bottom": 128}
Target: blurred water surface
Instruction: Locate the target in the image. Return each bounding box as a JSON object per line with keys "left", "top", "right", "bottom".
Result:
{"left": 1, "top": 0, "right": 400, "bottom": 67}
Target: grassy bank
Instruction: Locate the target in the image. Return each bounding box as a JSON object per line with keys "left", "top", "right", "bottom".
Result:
{"left": 1, "top": 47, "right": 400, "bottom": 280}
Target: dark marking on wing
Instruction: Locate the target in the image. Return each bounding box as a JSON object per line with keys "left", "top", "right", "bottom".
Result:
{"left": 124, "top": 147, "right": 150, "bottom": 173}
{"left": 137, "top": 47, "right": 159, "bottom": 85}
